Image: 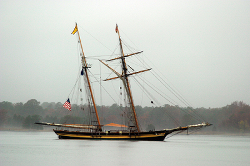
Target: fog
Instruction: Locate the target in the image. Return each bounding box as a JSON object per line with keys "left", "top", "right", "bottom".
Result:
{"left": 1, "top": 0, "right": 249, "bottom": 108}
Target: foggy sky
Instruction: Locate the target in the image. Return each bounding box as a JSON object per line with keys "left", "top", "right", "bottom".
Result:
{"left": 1, "top": 0, "right": 249, "bottom": 108}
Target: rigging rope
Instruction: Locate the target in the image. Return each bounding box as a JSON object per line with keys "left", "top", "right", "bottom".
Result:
{"left": 66, "top": 25, "right": 208, "bottom": 129}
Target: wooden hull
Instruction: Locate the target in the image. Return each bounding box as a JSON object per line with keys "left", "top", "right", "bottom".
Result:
{"left": 53, "top": 130, "right": 171, "bottom": 141}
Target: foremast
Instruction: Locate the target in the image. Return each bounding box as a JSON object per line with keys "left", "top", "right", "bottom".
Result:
{"left": 72, "top": 23, "right": 102, "bottom": 131}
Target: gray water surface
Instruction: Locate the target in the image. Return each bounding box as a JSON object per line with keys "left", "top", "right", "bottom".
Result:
{"left": 0, "top": 131, "right": 249, "bottom": 166}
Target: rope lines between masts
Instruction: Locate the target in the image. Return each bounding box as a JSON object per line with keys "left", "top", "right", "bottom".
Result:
{"left": 88, "top": 68, "right": 130, "bottom": 121}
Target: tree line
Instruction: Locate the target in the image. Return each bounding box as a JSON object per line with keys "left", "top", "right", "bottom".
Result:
{"left": 0, "top": 99, "right": 250, "bottom": 133}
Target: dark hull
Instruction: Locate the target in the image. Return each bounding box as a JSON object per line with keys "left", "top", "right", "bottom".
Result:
{"left": 53, "top": 130, "right": 172, "bottom": 141}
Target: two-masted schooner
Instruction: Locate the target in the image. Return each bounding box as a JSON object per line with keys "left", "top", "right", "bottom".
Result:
{"left": 36, "top": 23, "right": 211, "bottom": 140}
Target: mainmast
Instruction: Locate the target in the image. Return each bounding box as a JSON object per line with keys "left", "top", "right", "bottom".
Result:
{"left": 99, "top": 24, "right": 151, "bottom": 132}
{"left": 115, "top": 24, "right": 140, "bottom": 132}
{"left": 72, "top": 23, "right": 102, "bottom": 131}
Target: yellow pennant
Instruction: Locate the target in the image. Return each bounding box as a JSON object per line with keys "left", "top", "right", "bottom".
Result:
{"left": 71, "top": 24, "right": 78, "bottom": 35}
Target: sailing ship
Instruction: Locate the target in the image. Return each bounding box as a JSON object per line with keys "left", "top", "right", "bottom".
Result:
{"left": 36, "top": 23, "right": 211, "bottom": 141}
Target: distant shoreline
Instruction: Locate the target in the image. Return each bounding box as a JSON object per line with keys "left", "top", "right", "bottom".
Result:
{"left": 179, "top": 130, "right": 250, "bottom": 136}
{"left": 0, "top": 127, "right": 52, "bottom": 132}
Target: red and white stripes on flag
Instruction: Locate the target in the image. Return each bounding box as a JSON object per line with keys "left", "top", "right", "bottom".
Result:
{"left": 63, "top": 98, "right": 71, "bottom": 111}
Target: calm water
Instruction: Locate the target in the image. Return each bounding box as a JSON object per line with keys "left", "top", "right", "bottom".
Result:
{"left": 0, "top": 131, "right": 250, "bottom": 166}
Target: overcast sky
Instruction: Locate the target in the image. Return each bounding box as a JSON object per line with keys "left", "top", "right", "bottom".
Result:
{"left": 1, "top": 0, "right": 249, "bottom": 108}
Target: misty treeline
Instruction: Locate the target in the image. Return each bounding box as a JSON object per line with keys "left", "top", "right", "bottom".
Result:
{"left": 0, "top": 99, "right": 250, "bottom": 133}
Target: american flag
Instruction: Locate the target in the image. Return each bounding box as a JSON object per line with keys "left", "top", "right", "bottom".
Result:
{"left": 63, "top": 98, "right": 71, "bottom": 111}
